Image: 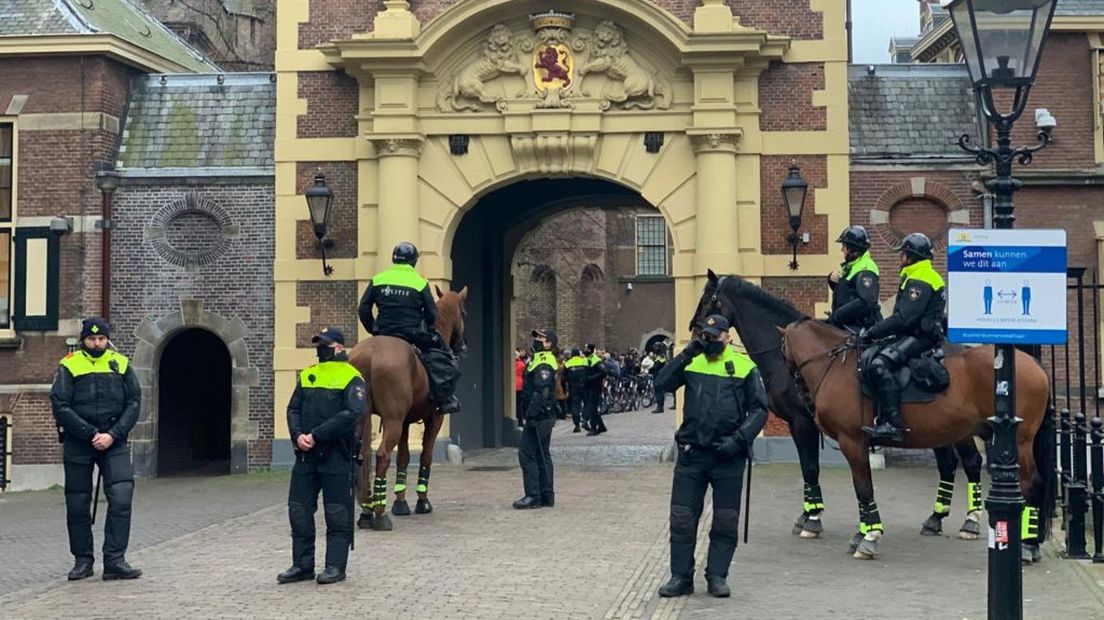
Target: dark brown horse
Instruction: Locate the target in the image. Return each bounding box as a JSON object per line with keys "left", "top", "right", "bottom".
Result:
{"left": 348, "top": 286, "right": 468, "bottom": 532}
{"left": 780, "top": 317, "right": 1050, "bottom": 559}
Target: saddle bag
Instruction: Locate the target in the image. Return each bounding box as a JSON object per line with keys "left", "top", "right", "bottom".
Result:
{"left": 908, "top": 353, "right": 950, "bottom": 393}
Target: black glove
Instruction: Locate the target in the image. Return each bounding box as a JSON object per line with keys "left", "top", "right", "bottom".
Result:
{"left": 681, "top": 338, "right": 707, "bottom": 360}
{"left": 713, "top": 433, "right": 747, "bottom": 461}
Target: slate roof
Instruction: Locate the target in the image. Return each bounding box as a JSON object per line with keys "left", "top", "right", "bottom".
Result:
{"left": 118, "top": 73, "right": 275, "bottom": 172}
{"left": 0, "top": 0, "right": 217, "bottom": 73}
{"left": 849, "top": 63, "right": 980, "bottom": 162}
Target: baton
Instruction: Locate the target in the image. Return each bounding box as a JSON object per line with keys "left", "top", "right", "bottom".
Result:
{"left": 91, "top": 466, "right": 103, "bottom": 526}
{"left": 743, "top": 450, "right": 753, "bottom": 544}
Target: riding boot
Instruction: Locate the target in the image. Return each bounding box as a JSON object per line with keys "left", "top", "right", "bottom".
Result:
{"left": 865, "top": 378, "right": 905, "bottom": 441}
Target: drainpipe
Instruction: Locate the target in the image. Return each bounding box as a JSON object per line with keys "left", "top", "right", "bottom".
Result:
{"left": 94, "top": 170, "right": 120, "bottom": 320}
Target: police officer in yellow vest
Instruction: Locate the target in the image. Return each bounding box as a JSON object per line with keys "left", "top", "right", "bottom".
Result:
{"left": 50, "top": 317, "right": 142, "bottom": 581}
{"left": 859, "top": 233, "right": 946, "bottom": 441}
{"left": 650, "top": 342, "right": 670, "bottom": 413}
{"left": 827, "top": 226, "right": 882, "bottom": 330}
{"left": 583, "top": 343, "right": 608, "bottom": 435}
{"left": 563, "top": 349, "right": 589, "bottom": 433}
{"left": 514, "top": 329, "right": 560, "bottom": 509}
{"left": 279, "top": 327, "right": 367, "bottom": 585}
{"left": 654, "top": 315, "right": 767, "bottom": 599}
{"left": 358, "top": 242, "right": 460, "bottom": 413}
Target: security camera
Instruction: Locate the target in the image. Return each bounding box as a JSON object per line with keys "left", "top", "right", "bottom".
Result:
{"left": 626, "top": 282, "right": 634, "bottom": 292}
{"left": 49, "top": 215, "right": 72, "bottom": 236}
{"left": 1035, "top": 108, "right": 1057, "bottom": 135}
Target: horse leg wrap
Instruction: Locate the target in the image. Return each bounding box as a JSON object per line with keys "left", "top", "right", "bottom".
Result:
{"left": 373, "top": 477, "right": 388, "bottom": 509}
{"left": 416, "top": 465, "right": 430, "bottom": 494}
{"left": 1021, "top": 505, "right": 1039, "bottom": 542}
{"left": 966, "top": 482, "right": 983, "bottom": 513}
{"left": 933, "top": 479, "right": 955, "bottom": 516}
{"left": 394, "top": 469, "right": 408, "bottom": 496}
{"left": 858, "top": 500, "right": 884, "bottom": 535}
{"left": 803, "top": 483, "right": 825, "bottom": 515}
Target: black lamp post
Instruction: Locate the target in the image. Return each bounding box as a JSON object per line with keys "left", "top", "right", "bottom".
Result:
{"left": 305, "top": 173, "right": 335, "bottom": 276}
{"left": 949, "top": 1, "right": 1057, "bottom": 618}
{"left": 781, "top": 163, "right": 808, "bottom": 271}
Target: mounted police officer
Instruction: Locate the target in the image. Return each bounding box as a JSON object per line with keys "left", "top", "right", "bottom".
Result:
{"left": 564, "top": 348, "right": 589, "bottom": 433}
{"left": 650, "top": 341, "right": 669, "bottom": 413}
{"left": 279, "top": 327, "right": 367, "bottom": 585}
{"left": 358, "top": 242, "right": 460, "bottom": 413}
{"left": 50, "top": 317, "right": 142, "bottom": 581}
{"left": 827, "top": 225, "right": 882, "bottom": 330}
{"left": 514, "top": 329, "right": 560, "bottom": 509}
{"left": 860, "top": 233, "right": 946, "bottom": 441}
{"left": 654, "top": 315, "right": 768, "bottom": 599}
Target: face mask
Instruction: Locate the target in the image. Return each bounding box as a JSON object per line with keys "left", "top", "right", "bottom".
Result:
{"left": 531, "top": 340, "right": 544, "bottom": 353}
{"left": 704, "top": 340, "right": 726, "bottom": 357}
{"left": 317, "top": 345, "right": 336, "bottom": 362}
{"left": 84, "top": 346, "right": 107, "bottom": 358}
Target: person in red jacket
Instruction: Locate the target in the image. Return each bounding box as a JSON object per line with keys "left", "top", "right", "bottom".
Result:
{"left": 515, "top": 349, "right": 527, "bottom": 428}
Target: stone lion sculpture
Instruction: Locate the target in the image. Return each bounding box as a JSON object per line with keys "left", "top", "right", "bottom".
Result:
{"left": 576, "top": 20, "right": 669, "bottom": 110}
{"left": 438, "top": 24, "right": 529, "bottom": 112}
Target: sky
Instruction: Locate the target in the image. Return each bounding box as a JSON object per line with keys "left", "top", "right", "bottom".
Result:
{"left": 851, "top": 0, "right": 926, "bottom": 64}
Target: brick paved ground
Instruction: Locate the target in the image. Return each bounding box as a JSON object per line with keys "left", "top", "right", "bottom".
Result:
{"left": 1, "top": 411, "right": 1102, "bottom": 619}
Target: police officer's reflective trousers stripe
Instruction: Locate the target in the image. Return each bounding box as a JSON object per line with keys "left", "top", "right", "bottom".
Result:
{"left": 288, "top": 452, "right": 354, "bottom": 571}
{"left": 669, "top": 450, "right": 746, "bottom": 580}
{"left": 518, "top": 418, "right": 555, "bottom": 500}
{"left": 63, "top": 439, "right": 134, "bottom": 564}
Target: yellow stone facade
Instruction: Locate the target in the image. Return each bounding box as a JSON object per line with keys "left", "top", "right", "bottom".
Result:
{"left": 273, "top": 0, "right": 851, "bottom": 447}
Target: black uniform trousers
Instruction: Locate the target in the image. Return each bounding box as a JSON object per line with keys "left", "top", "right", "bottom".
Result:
{"left": 567, "top": 390, "right": 585, "bottom": 427}
{"left": 669, "top": 447, "right": 746, "bottom": 580}
{"left": 63, "top": 438, "right": 135, "bottom": 564}
{"left": 288, "top": 447, "right": 354, "bottom": 572}
{"left": 518, "top": 417, "right": 555, "bottom": 501}
{"left": 585, "top": 387, "right": 607, "bottom": 432}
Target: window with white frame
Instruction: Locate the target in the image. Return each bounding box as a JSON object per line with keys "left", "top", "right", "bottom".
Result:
{"left": 0, "top": 123, "right": 12, "bottom": 329}
{"left": 635, "top": 215, "right": 667, "bottom": 276}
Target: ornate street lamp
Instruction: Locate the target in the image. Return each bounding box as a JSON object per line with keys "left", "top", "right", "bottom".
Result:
{"left": 781, "top": 163, "right": 808, "bottom": 271}
{"left": 948, "top": 1, "right": 1057, "bottom": 618}
{"left": 305, "top": 173, "right": 335, "bottom": 276}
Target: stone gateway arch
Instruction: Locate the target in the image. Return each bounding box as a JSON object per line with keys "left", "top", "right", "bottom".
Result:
{"left": 273, "top": 0, "right": 850, "bottom": 462}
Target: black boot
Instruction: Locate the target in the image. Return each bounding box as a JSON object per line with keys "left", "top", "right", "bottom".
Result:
{"left": 572, "top": 424, "right": 581, "bottom": 433}
{"left": 102, "top": 561, "right": 142, "bottom": 581}
{"left": 706, "top": 576, "right": 731, "bottom": 598}
{"left": 436, "top": 394, "right": 460, "bottom": 414}
{"left": 541, "top": 494, "right": 555, "bottom": 508}
{"left": 866, "top": 384, "right": 905, "bottom": 442}
{"left": 67, "top": 557, "right": 94, "bottom": 581}
{"left": 277, "top": 565, "right": 316, "bottom": 584}
{"left": 316, "top": 567, "right": 346, "bottom": 585}
{"left": 657, "top": 576, "right": 694, "bottom": 597}
{"left": 512, "top": 495, "right": 541, "bottom": 509}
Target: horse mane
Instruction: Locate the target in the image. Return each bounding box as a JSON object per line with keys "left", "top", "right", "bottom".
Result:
{"left": 718, "top": 275, "right": 806, "bottom": 324}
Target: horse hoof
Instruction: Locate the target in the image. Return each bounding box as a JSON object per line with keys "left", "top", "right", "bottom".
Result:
{"left": 356, "top": 511, "right": 375, "bottom": 530}
{"left": 415, "top": 498, "right": 433, "bottom": 514}
{"left": 799, "top": 516, "right": 822, "bottom": 538}
{"left": 958, "top": 511, "right": 982, "bottom": 540}
{"left": 853, "top": 549, "right": 875, "bottom": 560}
{"left": 920, "top": 513, "right": 945, "bottom": 536}
{"left": 1022, "top": 542, "right": 1040, "bottom": 564}
{"left": 392, "top": 500, "right": 411, "bottom": 516}
{"left": 847, "top": 533, "right": 864, "bottom": 554}
{"left": 792, "top": 513, "right": 809, "bottom": 536}
{"left": 854, "top": 532, "right": 881, "bottom": 559}
{"left": 799, "top": 529, "right": 821, "bottom": 539}
{"left": 371, "top": 513, "right": 393, "bottom": 531}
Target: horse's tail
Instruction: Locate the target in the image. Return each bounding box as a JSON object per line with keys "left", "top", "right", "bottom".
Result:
{"left": 1031, "top": 384, "right": 1057, "bottom": 541}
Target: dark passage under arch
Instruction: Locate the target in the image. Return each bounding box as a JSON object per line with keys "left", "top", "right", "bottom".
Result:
{"left": 158, "top": 328, "right": 232, "bottom": 476}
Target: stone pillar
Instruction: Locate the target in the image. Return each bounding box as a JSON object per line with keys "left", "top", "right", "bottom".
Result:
{"left": 374, "top": 1, "right": 421, "bottom": 39}
{"left": 690, "top": 133, "right": 741, "bottom": 277}
{"left": 694, "top": 0, "right": 746, "bottom": 33}
{"left": 371, "top": 137, "right": 423, "bottom": 272}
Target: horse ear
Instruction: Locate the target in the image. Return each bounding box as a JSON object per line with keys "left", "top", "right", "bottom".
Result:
{"left": 458, "top": 286, "right": 469, "bottom": 301}
{"left": 435, "top": 285, "right": 445, "bottom": 299}
{"left": 707, "top": 269, "right": 718, "bottom": 283}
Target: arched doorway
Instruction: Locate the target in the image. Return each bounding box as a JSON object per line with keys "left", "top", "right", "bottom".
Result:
{"left": 450, "top": 177, "right": 668, "bottom": 449}
{"left": 157, "top": 328, "right": 232, "bottom": 475}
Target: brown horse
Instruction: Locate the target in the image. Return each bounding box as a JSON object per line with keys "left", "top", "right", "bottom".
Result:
{"left": 780, "top": 317, "right": 1050, "bottom": 559}
{"left": 347, "top": 286, "right": 468, "bottom": 532}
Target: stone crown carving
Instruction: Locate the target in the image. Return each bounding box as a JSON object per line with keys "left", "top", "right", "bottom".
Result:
{"left": 436, "top": 19, "right": 671, "bottom": 113}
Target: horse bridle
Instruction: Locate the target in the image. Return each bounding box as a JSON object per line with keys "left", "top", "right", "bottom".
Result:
{"left": 786, "top": 335, "right": 854, "bottom": 403}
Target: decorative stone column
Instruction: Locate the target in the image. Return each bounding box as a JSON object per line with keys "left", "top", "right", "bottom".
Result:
{"left": 371, "top": 137, "right": 423, "bottom": 272}
{"left": 690, "top": 132, "right": 742, "bottom": 276}
{"left": 374, "top": 1, "right": 421, "bottom": 39}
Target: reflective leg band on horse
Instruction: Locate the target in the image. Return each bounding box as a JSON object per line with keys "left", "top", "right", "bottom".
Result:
{"left": 858, "top": 500, "right": 884, "bottom": 534}
{"left": 934, "top": 480, "right": 955, "bottom": 515}
{"left": 373, "top": 477, "right": 388, "bottom": 509}
{"left": 394, "top": 469, "right": 407, "bottom": 495}
{"left": 803, "top": 483, "right": 825, "bottom": 514}
{"left": 967, "top": 481, "right": 983, "bottom": 513}
{"left": 1022, "top": 505, "right": 1039, "bottom": 541}
{"left": 417, "top": 465, "right": 430, "bottom": 494}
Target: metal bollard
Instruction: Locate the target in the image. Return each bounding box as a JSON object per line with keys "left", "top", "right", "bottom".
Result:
{"left": 1091, "top": 416, "right": 1104, "bottom": 563}
{"left": 1065, "top": 411, "right": 1090, "bottom": 559}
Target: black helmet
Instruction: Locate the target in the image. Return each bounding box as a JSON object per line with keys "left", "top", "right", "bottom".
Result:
{"left": 893, "top": 233, "right": 933, "bottom": 262}
{"left": 392, "top": 242, "right": 419, "bottom": 266}
{"left": 652, "top": 341, "right": 667, "bottom": 354}
{"left": 836, "top": 225, "right": 870, "bottom": 251}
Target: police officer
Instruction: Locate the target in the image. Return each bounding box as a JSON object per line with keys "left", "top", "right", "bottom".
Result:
{"left": 650, "top": 342, "right": 669, "bottom": 413}
{"left": 278, "top": 327, "right": 367, "bottom": 585}
{"left": 583, "top": 344, "right": 608, "bottom": 436}
{"left": 50, "top": 317, "right": 142, "bottom": 581}
{"left": 563, "top": 348, "right": 589, "bottom": 433}
{"left": 358, "top": 241, "right": 460, "bottom": 413}
{"left": 513, "top": 329, "right": 559, "bottom": 509}
{"left": 860, "top": 233, "right": 946, "bottom": 441}
{"left": 655, "top": 315, "right": 768, "bottom": 598}
{"left": 827, "top": 225, "right": 882, "bottom": 330}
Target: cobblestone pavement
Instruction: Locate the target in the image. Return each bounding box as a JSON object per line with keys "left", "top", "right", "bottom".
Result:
{"left": 2, "top": 443, "right": 1102, "bottom": 618}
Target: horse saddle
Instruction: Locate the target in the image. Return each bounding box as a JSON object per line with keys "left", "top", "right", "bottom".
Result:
{"left": 859, "top": 347, "right": 950, "bottom": 404}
